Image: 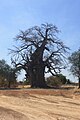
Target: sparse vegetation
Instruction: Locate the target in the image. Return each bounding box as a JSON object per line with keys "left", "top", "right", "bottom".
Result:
{"left": 69, "top": 49, "right": 80, "bottom": 88}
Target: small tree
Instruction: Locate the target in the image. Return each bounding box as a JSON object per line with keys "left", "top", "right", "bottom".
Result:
{"left": 0, "top": 59, "right": 17, "bottom": 88}
{"left": 69, "top": 49, "right": 80, "bottom": 88}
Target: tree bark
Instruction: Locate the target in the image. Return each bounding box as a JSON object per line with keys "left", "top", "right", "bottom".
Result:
{"left": 29, "top": 61, "right": 47, "bottom": 88}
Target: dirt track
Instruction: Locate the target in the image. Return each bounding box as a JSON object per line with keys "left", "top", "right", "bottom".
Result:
{"left": 0, "top": 88, "right": 80, "bottom": 120}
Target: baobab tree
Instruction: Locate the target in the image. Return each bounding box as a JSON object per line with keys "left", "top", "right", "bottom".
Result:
{"left": 10, "top": 23, "right": 69, "bottom": 88}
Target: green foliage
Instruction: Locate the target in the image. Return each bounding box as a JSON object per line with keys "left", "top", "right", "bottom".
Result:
{"left": 57, "top": 74, "right": 67, "bottom": 84}
{"left": 46, "top": 76, "right": 62, "bottom": 87}
{"left": 46, "top": 74, "right": 68, "bottom": 87}
{"left": 23, "top": 79, "right": 30, "bottom": 85}
{"left": 0, "top": 59, "right": 17, "bottom": 88}
{"left": 69, "top": 49, "right": 80, "bottom": 88}
{"left": 69, "top": 49, "right": 80, "bottom": 78}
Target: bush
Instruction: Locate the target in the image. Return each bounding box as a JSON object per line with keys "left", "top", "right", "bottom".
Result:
{"left": 46, "top": 76, "right": 62, "bottom": 87}
{"left": 23, "top": 79, "right": 30, "bottom": 85}
{"left": 46, "top": 74, "right": 68, "bottom": 87}
{"left": 57, "top": 74, "right": 67, "bottom": 84}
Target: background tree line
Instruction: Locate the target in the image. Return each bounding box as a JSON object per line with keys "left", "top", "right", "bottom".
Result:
{"left": 0, "top": 59, "right": 71, "bottom": 88}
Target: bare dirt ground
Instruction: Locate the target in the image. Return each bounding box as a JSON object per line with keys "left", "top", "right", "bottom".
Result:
{"left": 0, "top": 86, "right": 80, "bottom": 120}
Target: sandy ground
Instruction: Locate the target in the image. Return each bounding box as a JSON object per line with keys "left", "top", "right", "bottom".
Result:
{"left": 0, "top": 88, "right": 80, "bottom": 120}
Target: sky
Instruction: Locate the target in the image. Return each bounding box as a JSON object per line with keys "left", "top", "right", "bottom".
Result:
{"left": 0, "top": 0, "right": 80, "bottom": 81}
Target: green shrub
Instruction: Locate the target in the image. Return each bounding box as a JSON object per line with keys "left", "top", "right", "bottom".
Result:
{"left": 46, "top": 76, "right": 62, "bottom": 87}
{"left": 46, "top": 74, "right": 68, "bottom": 87}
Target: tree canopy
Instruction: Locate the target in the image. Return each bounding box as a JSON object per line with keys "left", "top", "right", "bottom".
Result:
{"left": 10, "top": 23, "right": 69, "bottom": 88}
{"left": 69, "top": 49, "right": 80, "bottom": 88}
{"left": 0, "top": 59, "right": 17, "bottom": 88}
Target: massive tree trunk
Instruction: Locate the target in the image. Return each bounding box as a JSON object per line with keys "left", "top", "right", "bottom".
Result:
{"left": 29, "top": 60, "right": 47, "bottom": 88}
{"left": 30, "top": 70, "right": 46, "bottom": 88}
{"left": 29, "top": 39, "right": 47, "bottom": 88}
{"left": 34, "top": 66, "right": 46, "bottom": 88}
